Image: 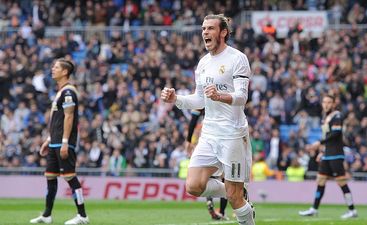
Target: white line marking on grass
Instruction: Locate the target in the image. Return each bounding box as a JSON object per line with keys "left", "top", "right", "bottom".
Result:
{"left": 301, "top": 218, "right": 335, "bottom": 221}
{"left": 156, "top": 217, "right": 337, "bottom": 225}
{"left": 262, "top": 218, "right": 335, "bottom": 222}
{"left": 155, "top": 220, "right": 237, "bottom": 225}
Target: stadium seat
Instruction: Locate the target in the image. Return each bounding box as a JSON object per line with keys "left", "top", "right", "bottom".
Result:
{"left": 279, "top": 125, "right": 299, "bottom": 142}
{"left": 72, "top": 50, "right": 87, "bottom": 65}
{"left": 110, "top": 63, "right": 129, "bottom": 75}
{"left": 280, "top": 125, "right": 322, "bottom": 144}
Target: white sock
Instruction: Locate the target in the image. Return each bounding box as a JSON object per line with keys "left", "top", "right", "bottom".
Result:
{"left": 75, "top": 188, "right": 84, "bottom": 205}
{"left": 344, "top": 193, "right": 354, "bottom": 207}
{"left": 234, "top": 202, "right": 255, "bottom": 225}
{"left": 200, "top": 178, "right": 226, "bottom": 198}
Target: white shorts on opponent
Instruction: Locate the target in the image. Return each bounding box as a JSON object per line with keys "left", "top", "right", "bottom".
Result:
{"left": 189, "top": 134, "right": 252, "bottom": 182}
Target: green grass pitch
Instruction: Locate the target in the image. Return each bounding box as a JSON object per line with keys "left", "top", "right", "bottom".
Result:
{"left": 0, "top": 199, "right": 365, "bottom": 225}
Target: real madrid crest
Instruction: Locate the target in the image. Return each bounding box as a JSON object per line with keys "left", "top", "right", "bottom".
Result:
{"left": 219, "top": 65, "right": 225, "bottom": 74}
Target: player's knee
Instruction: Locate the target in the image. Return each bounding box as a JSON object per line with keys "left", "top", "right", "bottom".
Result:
{"left": 185, "top": 181, "right": 205, "bottom": 197}
{"left": 46, "top": 176, "right": 57, "bottom": 181}
{"left": 336, "top": 177, "right": 347, "bottom": 185}
{"left": 316, "top": 175, "right": 327, "bottom": 185}
{"left": 63, "top": 175, "right": 75, "bottom": 182}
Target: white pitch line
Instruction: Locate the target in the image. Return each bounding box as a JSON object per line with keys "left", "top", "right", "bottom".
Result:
{"left": 263, "top": 217, "right": 335, "bottom": 222}
{"left": 156, "top": 217, "right": 337, "bottom": 225}
{"left": 155, "top": 220, "right": 237, "bottom": 225}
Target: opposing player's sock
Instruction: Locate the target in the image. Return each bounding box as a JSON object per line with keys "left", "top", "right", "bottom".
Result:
{"left": 206, "top": 197, "right": 215, "bottom": 212}
{"left": 312, "top": 185, "right": 325, "bottom": 210}
{"left": 233, "top": 202, "right": 255, "bottom": 225}
{"left": 206, "top": 197, "right": 222, "bottom": 220}
{"left": 200, "top": 178, "right": 226, "bottom": 198}
{"left": 219, "top": 197, "right": 228, "bottom": 216}
{"left": 341, "top": 184, "right": 355, "bottom": 210}
{"left": 67, "top": 177, "right": 87, "bottom": 217}
{"left": 43, "top": 179, "right": 58, "bottom": 217}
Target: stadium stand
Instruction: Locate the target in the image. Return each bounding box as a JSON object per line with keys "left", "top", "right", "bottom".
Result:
{"left": 0, "top": 0, "right": 367, "bottom": 180}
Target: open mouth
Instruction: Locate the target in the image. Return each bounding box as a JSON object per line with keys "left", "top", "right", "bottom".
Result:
{"left": 204, "top": 38, "right": 212, "bottom": 44}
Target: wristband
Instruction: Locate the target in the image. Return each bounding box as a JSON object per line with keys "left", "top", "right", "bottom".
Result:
{"left": 62, "top": 138, "right": 68, "bottom": 144}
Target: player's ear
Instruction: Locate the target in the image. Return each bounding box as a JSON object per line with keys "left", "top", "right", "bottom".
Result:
{"left": 221, "top": 28, "right": 228, "bottom": 39}
{"left": 62, "top": 68, "right": 68, "bottom": 77}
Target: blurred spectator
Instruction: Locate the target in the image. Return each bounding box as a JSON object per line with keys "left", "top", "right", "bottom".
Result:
{"left": 86, "top": 141, "right": 104, "bottom": 168}
{"left": 286, "top": 157, "right": 306, "bottom": 182}
{"left": 262, "top": 35, "right": 280, "bottom": 56}
{"left": 108, "top": 148, "right": 126, "bottom": 176}
{"left": 133, "top": 140, "right": 148, "bottom": 169}
{"left": 288, "top": 21, "right": 303, "bottom": 38}
{"left": 295, "top": 87, "right": 322, "bottom": 128}
{"left": 278, "top": 144, "right": 293, "bottom": 171}
{"left": 284, "top": 88, "right": 297, "bottom": 124}
{"left": 261, "top": 21, "right": 276, "bottom": 39}
{"left": 252, "top": 153, "right": 275, "bottom": 181}
{"left": 1, "top": 107, "right": 22, "bottom": 138}
{"left": 268, "top": 91, "right": 285, "bottom": 124}
{"left": 24, "top": 102, "right": 45, "bottom": 134}
{"left": 169, "top": 145, "right": 187, "bottom": 176}
{"left": 251, "top": 130, "right": 265, "bottom": 155}
{"left": 266, "top": 129, "right": 281, "bottom": 169}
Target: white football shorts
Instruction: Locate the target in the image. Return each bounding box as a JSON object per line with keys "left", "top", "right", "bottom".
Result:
{"left": 189, "top": 133, "right": 252, "bottom": 182}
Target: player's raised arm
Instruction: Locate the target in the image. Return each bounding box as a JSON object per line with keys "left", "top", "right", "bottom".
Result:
{"left": 204, "top": 54, "right": 251, "bottom": 106}
{"left": 161, "top": 70, "right": 205, "bottom": 110}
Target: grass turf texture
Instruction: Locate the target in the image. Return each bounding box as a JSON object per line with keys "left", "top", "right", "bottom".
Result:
{"left": 0, "top": 199, "right": 366, "bottom": 225}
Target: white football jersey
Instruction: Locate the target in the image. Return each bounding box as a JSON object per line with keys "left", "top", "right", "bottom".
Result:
{"left": 195, "top": 46, "right": 251, "bottom": 139}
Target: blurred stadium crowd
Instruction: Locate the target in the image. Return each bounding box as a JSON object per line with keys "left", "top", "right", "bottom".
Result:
{"left": 0, "top": 0, "right": 367, "bottom": 179}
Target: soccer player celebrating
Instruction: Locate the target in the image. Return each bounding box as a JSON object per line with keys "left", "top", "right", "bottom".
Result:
{"left": 30, "top": 59, "right": 89, "bottom": 224}
{"left": 161, "top": 14, "right": 254, "bottom": 225}
{"left": 299, "top": 94, "right": 357, "bottom": 219}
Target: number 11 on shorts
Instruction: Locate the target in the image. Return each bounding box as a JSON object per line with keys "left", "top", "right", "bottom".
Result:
{"left": 231, "top": 162, "right": 241, "bottom": 178}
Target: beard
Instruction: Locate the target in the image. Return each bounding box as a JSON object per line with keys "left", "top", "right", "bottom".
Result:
{"left": 208, "top": 34, "right": 222, "bottom": 53}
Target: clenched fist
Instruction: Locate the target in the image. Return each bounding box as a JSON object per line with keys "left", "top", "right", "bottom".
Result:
{"left": 204, "top": 84, "right": 220, "bottom": 101}
{"left": 161, "top": 87, "right": 177, "bottom": 103}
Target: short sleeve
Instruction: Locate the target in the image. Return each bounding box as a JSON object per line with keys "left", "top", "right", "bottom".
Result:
{"left": 330, "top": 112, "right": 342, "bottom": 131}
{"left": 62, "top": 89, "right": 77, "bottom": 109}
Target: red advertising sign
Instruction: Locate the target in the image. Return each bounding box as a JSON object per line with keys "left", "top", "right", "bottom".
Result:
{"left": 252, "top": 11, "right": 328, "bottom": 38}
